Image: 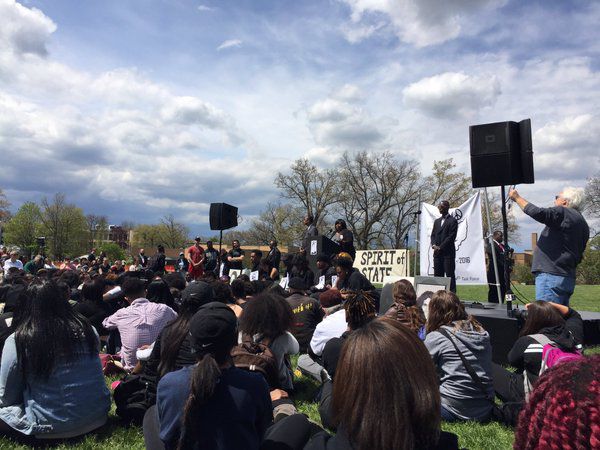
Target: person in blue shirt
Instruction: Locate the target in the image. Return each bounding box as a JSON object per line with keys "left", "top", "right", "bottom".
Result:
{"left": 0, "top": 279, "right": 110, "bottom": 440}
{"left": 143, "top": 302, "right": 272, "bottom": 450}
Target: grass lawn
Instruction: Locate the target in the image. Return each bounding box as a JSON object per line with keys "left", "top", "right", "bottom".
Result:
{"left": 0, "top": 285, "right": 596, "bottom": 449}
{"left": 457, "top": 284, "right": 600, "bottom": 312}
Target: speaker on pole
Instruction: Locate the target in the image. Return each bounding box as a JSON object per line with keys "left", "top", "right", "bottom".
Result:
{"left": 209, "top": 203, "right": 238, "bottom": 230}
{"left": 469, "top": 119, "right": 534, "bottom": 188}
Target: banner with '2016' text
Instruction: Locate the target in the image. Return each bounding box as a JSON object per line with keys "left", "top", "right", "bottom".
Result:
{"left": 419, "top": 192, "right": 487, "bottom": 285}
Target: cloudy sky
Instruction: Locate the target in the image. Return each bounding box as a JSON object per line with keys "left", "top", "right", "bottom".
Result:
{"left": 1, "top": 0, "right": 598, "bottom": 249}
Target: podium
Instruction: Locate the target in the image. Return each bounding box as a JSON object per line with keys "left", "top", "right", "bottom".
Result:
{"left": 306, "top": 235, "right": 340, "bottom": 275}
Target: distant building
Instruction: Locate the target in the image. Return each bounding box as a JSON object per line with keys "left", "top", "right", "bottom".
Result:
{"left": 108, "top": 225, "right": 129, "bottom": 249}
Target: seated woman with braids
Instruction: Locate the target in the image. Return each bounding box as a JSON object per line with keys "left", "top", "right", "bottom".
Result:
{"left": 513, "top": 354, "right": 599, "bottom": 450}
{"left": 384, "top": 279, "right": 426, "bottom": 339}
{"left": 143, "top": 303, "right": 272, "bottom": 450}
{"left": 318, "top": 290, "right": 377, "bottom": 430}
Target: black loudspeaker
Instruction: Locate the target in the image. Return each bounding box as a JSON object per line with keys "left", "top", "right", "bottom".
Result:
{"left": 209, "top": 203, "right": 238, "bottom": 230}
{"left": 469, "top": 119, "right": 534, "bottom": 188}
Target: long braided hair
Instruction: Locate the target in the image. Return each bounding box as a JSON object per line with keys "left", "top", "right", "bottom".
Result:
{"left": 513, "top": 354, "right": 600, "bottom": 450}
{"left": 343, "top": 290, "right": 377, "bottom": 330}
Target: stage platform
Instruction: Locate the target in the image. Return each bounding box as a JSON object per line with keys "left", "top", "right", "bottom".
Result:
{"left": 464, "top": 303, "right": 600, "bottom": 365}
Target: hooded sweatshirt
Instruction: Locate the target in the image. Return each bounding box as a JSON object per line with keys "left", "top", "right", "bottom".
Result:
{"left": 424, "top": 320, "right": 494, "bottom": 421}
{"left": 507, "top": 307, "right": 583, "bottom": 385}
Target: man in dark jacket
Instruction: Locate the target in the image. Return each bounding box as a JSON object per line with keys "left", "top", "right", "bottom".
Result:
{"left": 509, "top": 187, "right": 589, "bottom": 305}
{"left": 430, "top": 200, "right": 458, "bottom": 292}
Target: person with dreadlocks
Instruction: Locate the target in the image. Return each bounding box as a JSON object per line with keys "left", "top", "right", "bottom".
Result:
{"left": 384, "top": 279, "right": 426, "bottom": 340}
{"left": 318, "top": 290, "right": 377, "bottom": 430}
{"left": 143, "top": 302, "right": 272, "bottom": 450}
{"left": 513, "top": 354, "right": 600, "bottom": 450}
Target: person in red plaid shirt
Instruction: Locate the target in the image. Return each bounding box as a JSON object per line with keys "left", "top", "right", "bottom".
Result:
{"left": 103, "top": 277, "right": 177, "bottom": 370}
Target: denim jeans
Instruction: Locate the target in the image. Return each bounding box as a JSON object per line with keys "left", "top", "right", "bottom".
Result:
{"left": 535, "top": 272, "right": 575, "bottom": 306}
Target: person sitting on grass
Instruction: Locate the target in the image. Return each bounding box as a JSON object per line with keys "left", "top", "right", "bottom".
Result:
{"left": 384, "top": 279, "right": 426, "bottom": 339}
{"left": 143, "top": 302, "right": 272, "bottom": 450}
{"left": 424, "top": 290, "right": 494, "bottom": 422}
{"left": 492, "top": 301, "right": 583, "bottom": 406}
{"left": 513, "top": 354, "right": 599, "bottom": 450}
{"left": 262, "top": 318, "right": 459, "bottom": 450}
{"left": 102, "top": 277, "right": 177, "bottom": 371}
{"left": 0, "top": 279, "right": 111, "bottom": 441}
{"left": 318, "top": 290, "right": 377, "bottom": 430}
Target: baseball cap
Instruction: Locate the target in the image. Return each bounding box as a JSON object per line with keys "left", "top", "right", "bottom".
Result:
{"left": 181, "top": 281, "right": 214, "bottom": 305}
{"left": 188, "top": 302, "right": 237, "bottom": 354}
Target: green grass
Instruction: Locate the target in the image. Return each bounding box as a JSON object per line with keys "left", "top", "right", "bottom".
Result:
{"left": 2, "top": 285, "right": 597, "bottom": 449}
{"left": 456, "top": 284, "right": 600, "bottom": 312}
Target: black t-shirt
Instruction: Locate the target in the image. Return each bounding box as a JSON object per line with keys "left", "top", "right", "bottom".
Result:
{"left": 322, "top": 331, "right": 350, "bottom": 379}
{"left": 204, "top": 248, "right": 219, "bottom": 272}
{"left": 72, "top": 300, "right": 111, "bottom": 336}
{"left": 286, "top": 293, "right": 325, "bottom": 353}
{"left": 228, "top": 248, "right": 245, "bottom": 270}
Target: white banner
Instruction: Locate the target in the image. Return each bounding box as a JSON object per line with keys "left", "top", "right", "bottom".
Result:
{"left": 353, "top": 249, "right": 410, "bottom": 284}
{"left": 419, "top": 192, "right": 486, "bottom": 285}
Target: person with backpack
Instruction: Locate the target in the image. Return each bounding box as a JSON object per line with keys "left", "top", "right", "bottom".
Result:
{"left": 513, "top": 354, "right": 599, "bottom": 450}
{"left": 492, "top": 300, "right": 583, "bottom": 406}
{"left": 424, "top": 290, "right": 494, "bottom": 422}
{"left": 143, "top": 302, "right": 272, "bottom": 450}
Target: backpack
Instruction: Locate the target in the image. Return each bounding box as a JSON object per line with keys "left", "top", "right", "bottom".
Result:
{"left": 113, "top": 373, "right": 157, "bottom": 424}
{"left": 231, "top": 335, "right": 280, "bottom": 388}
{"left": 523, "top": 334, "right": 583, "bottom": 401}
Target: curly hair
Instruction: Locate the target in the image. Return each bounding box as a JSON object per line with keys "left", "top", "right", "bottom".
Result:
{"left": 239, "top": 292, "right": 293, "bottom": 340}
{"left": 514, "top": 355, "right": 600, "bottom": 450}
{"left": 344, "top": 290, "right": 376, "bottom": 330}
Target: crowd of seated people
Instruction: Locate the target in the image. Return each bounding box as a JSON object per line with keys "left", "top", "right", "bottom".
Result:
{"left": 0, "top": 245, "right": 597, "bottom": 449}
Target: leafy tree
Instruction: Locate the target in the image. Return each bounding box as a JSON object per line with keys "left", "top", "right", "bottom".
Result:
{"left": 0, "top": 189, "right": 10, "bottom": 224}
{"left": 2, "top": 202, "right": 42, "bottom": 254}
{"left": 275, "top": 158, "right": 338, "bottom": 227}
{"left": 98, "top": 242, "right": 126, "bottom": 262}
{"left": 131, "top": 224, "right": 164, "bottom": 250}
{"left": 422, "top": 158, "right": 472, "bottom": 206}
{"left": 577, "top": 235, "right": 600, "bottom": 284}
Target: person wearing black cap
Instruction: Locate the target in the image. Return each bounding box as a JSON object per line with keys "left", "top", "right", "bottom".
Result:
{"left": 286, "top": 277, "right": 324, "bottom": 353}
{"left": 144, "top": 302, "right": 272, "bottom": 450}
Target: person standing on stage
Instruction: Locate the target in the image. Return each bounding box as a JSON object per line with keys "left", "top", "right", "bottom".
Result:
{"left": 227, "top": 239, "right": 245, "bottom": 271}
{"left": 509, "top": 187, "right": 589, "bottom": 306}
{"left": 266, "top": 240, "right": 281, "bottom": 279}
{"left": 430, "top": 200, "right": 458, "bottom": 292}
{"left": 138, "top": 248, "right": 148, "bottom": 268}
{"left": 187, "top": 237, "right": 205, "bottom": 280}
{"left": 203, "top": 240, "right": 219, "bottom": 275}
{"left": 486, "top": 230, "right": 508, "bottom": 303}
{"left": 301, "top": 214, "right": 318, "bottom": 254}
{"left": 333, "top": 219, "right": 356, "bottom": 261}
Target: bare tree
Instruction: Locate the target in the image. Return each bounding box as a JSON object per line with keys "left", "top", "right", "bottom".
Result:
{"left": 334, "top": 151, "right": 417, "bottom": 249}
{"left": 0, "top": 189, "right": 10, "bottom": 224}
{"left": 423, "top": 158, "right": 472, "bottom": 206}
{"left": 275, "top": 158, "right": 339, "bottom": 227}
{"left": 585, "top": 174, "right": 600, "bottom": 218}
{"left": 86, "top": 214, "right": 108, "bottom": 248}
{"left": 160, "top": 214, "right": 190, "bottom": 248}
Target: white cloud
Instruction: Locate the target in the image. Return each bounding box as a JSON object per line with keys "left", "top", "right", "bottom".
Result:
{"left": 197, "top": 5, "right": 215, "bottom": 12}
{"left": 216, "top": 39, "right": 242, "bottom": 51}
{"left": 403, "top": 72, "right": 501, "bottom": 119}
{"left": 0, "top": 0, "right": 56, "bottom": 56}
{"left": 340, "top": 0, "right": 506, "bottom": 47}
{"left": 306, "top": 84, "right": 394, "bottom": 150}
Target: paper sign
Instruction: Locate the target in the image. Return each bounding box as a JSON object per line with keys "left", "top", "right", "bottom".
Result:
{"left": 279, "top": 276, "right": 289, "bottom": 289}
{"left": 250, "top": 270, "right": 259, "bottom": 281}
{"left": 331, "top": 275, "right": 338, "bottom": 287}
{"left": 310, "top": 239, "right": 318, "bottom": 255}
{"left": 315, "top": 275, "right": 325, "bottom": 289}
